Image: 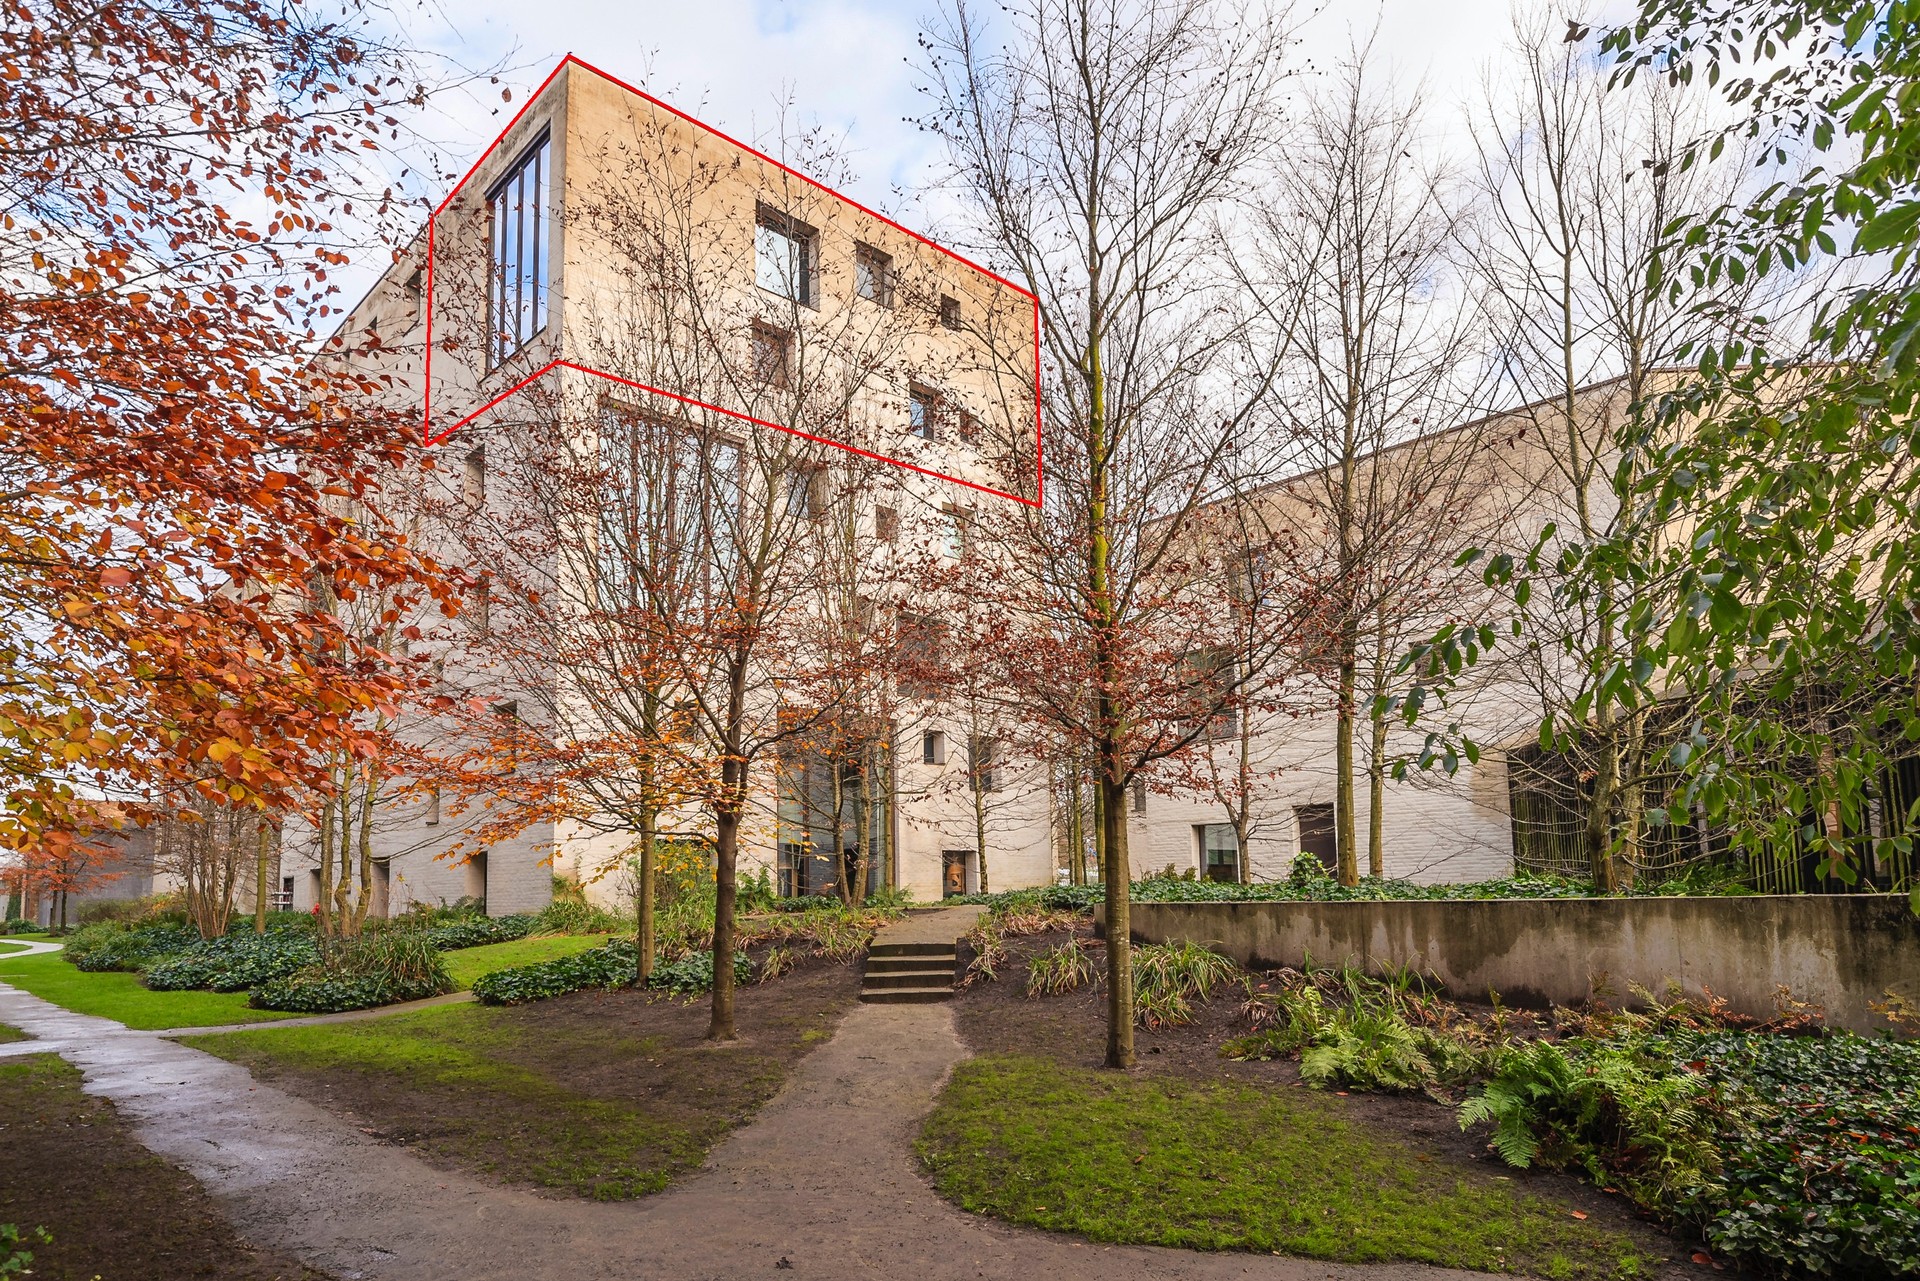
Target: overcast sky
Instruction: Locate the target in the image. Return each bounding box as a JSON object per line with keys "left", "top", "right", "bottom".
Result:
{"left": 409, "top": 0, "right": 1634, "bottom": 232}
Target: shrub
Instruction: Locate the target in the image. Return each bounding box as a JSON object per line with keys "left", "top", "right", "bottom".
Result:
{"left": 1459, "top": 1035, "right": 1732, "bottom": 1208}
{"left": 471, "top": 939, "right": 641, "bottom": 1003}
{"left": 470, "top": 940, "right": 751, "bottom": 1004}
{"left": 535, "top": 898, "right": 626, "bottom": 935}
{"left": 75, "top": 894, "right": 177, "bottom": 926}
{"left": 64, "top": 921, "right": 196, "bottom": 972}
{"left": 1131, "top": 940, "right": 1236, "bottom": 1028}
{"left": 1, "top": 919, "right": 36, "bottom": 935}
{"left": 143, "top": 933, "right": 318, "bottom": 992}
{"left": 419, "top": 913, "right": 538, "bottom": 951}
{"left": 649, "top": 949, "right": 753, "bottom": 996}
{"left": 1026, "top": 936, "right": 1096, "bottom": 997}
{"left": 249, "top": 929, "right": 451, "bottom": 1013}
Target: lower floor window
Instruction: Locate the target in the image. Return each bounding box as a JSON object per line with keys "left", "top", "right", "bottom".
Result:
{"left": 1197, "top": 823, "right": 1239, "bottom": 882}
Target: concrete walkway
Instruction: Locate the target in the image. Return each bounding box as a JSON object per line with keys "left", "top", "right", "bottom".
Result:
{"left": 0, "top": 913, "right": 1489, "bottom": 1281}
{"left": 0, "top": 937, "right": 64, "bottom": 958}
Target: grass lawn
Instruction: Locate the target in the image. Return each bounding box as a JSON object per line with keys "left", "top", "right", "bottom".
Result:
{"left": 0, "top": 950, "right": 300, "bottom": 1030}
{"left": 185, "top": 958, "right": 860, "bottom": 1201}
{"left": 443, "top": 932, "right": 619, "bottom": 990}
{"left": 921, "top": 1054, "right": 1657, "bottom": 1279}
{"left": 0, "top": 1022, "right": 28, "bottom": 1044}
{"left": 0, "top": 1053, "right": 327, "bottom": 1281}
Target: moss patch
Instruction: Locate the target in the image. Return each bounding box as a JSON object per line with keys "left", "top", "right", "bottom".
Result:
{"left": 921, "top": 1053, "right": 1656, "bottom": 1278}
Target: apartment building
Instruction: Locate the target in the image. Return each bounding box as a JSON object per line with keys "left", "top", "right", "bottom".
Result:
{"left": 1125, "top": 375, "right": 1658, "bottom": 885}
{"left": 286, "top": 59, "right": 1057, "bottom": 915}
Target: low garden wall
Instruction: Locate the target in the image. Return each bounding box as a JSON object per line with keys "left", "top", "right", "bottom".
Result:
{"left": 1098, "top": 893, "right": 1920, "bottom": 1034}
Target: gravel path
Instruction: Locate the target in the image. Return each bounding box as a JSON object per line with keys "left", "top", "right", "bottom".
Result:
{"left": 0, "top": 916, "right": 1491, "bottom": 1281}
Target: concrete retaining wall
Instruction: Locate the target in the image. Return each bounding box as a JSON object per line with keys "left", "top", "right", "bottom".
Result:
{"left": 1100, "top": 894, "right": 1920, "bottom": 1034}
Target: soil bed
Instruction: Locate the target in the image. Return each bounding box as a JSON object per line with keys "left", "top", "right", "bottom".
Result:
{"left": 185, "top": 954, "right": 862, "bottom": 1200}
{"left": 0, "top": 1052, "right": 330, "bottom": 1281}
{"left": 945, "top": 924, "right": 1712, "bottom": 1280}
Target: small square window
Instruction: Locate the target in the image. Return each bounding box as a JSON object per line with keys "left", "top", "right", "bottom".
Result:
{"left": 909, "top": 385, "right": 939, "bottom": 441}
{"left": 755, "top": 205, "right": 816, "bottom": 307}
{"left": 874, "top": 505, "right": 899, "bottom": 542}
{"left": 855, "top": 242, "right": 894, "bottom": 307}
{"left": 751, "top": 321, "right": 793, "bottom": 388}
{"left": 939, "top": 295, "right": 961, "bottom": 329}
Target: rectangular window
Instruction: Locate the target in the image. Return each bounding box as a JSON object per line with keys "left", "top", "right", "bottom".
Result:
{"left": 751, "top": 321, "right": 793, "bottom": 388}
{"left": 956, "top": 409, "right": 979, "bottom": 445}
{"left": 425, "top": 787, "right": 441, "bottom": 826}
{"left": 939, "top": 506, "right": 969, "bottom": 559}
{"left": 909, "top": 385, "right": 939, "bottom": 441}
{"left": 488, "top": 132, "right": 550, "bottom": 365}
{"left": 1295, "top": 803, "right": 1338, "bottom": 873}
{"left": 1197, "top": 823, "right": 1239, "bottom": 883}
{"left": 463, "top": 447, "right": 486, "bottom": 507}
{"left": 971, "top": 735, "right": 1001, "bottom": 792}
{"left": 786, "top": 465, "right": 825, "bottom": 520}
{"left": 899, "top": 613, "right": 946, "bottom": 699}
{"left": 1131, "top": 780, "right": 1147, "bottom": 813}
{"left": 855, "top": 242, "right": 894, "bottom": 306}
{"left": 755, "top": 205, "right": 816, "bottom": 306}
{"left": 598, "top": 410, "right": 743, "bottom": 605}
{"left": 939, "top": 294, "right": 961, "bottom": 329}
{"left": 874, "top": 505, "right": 899, "bottom": 542}
{"left": 922, "top": 729, "right": 946, "bottom": 766}
{"left": 466, "top": 575, "right": 491, "bottom": 637}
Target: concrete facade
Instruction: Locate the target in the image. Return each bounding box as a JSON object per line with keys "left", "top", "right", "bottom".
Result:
{"left": 1108, "top": 894, "right": 1920, "bottom": 1034}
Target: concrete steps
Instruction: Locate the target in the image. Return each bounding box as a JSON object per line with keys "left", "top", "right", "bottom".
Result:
{"left": 860, "top": 941, "right": 959, "bottom": 1004}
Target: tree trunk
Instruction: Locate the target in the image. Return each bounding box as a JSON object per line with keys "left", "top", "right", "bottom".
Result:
{"left": 1334, "top": 626, "right": 1359, "bottom": 886}
{"left": 254, "top": 819, "right": 270, "bottom": 934}
{"left": 708, "top": 758, "right": 743, "bottom": 1042}
{"left": 1586, "top": 703, "right": 1622, "bottom": 893}
{"left": 1368, "top": 704, "right": 1388, "bottom": 879}
{"left": 636, "top": 807, "right": 657, "bottom": 987}
{"left": 1099, "top": 772, "right": 1133, "bottom": 1069}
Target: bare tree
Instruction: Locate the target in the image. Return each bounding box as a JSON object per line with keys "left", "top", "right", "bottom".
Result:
{"left": 1453, "top": 11, "right": 1766, "bottom": 888}
{"left": 1237, "top": 46, "right": 1491, "bottom": 885}
{"left": 921, "top": 0, "right": 1294, "bottom": 1068}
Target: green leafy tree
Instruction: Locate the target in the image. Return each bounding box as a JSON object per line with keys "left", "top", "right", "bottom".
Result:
{"left": 1405, "top": 1, "right": 1920, "bottom": 904}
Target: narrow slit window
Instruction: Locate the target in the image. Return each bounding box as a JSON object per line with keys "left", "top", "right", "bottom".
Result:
{"left": 488, "top": 133, "right": 551, "bottom": 366}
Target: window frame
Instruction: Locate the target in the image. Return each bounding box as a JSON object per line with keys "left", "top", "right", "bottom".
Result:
{"left": 750, "top": 320, "right": 794, "bottom": 388}
{"left": 486, "top": 130, "right": 552, "bottom": 367}
{"left": 909, "top": 384, "right": 940, "bottom": 442}
{"left": 755, "top": 204, "right": 817, "bottom": 308}
{"left": 939, "top": 294, "right": 961, "bottom": 330}
{"left": 854, "top": 241, "right": 894, "bottom": 307}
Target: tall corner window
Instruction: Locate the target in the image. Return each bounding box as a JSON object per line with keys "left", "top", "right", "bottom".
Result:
{"left": 855, "top": 242, "right": 894, "bottom": 306}
{"left": 488, "top": 132, "right": 551, "bottom": 366}
{"left": 1198, "top": 823, "right": 1239, "bottom": 882}
{"left": 755, "top": 204, "right": 816, "bottom": 307}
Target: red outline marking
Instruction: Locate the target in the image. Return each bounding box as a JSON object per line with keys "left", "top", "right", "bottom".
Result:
{"left": 421, "top": 54, "right": 1043, "bottom": 508}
